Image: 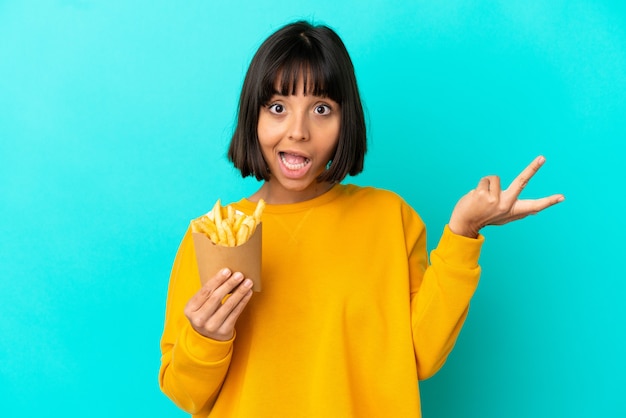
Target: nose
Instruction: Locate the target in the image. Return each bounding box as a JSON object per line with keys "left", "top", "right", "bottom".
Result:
{"left": 288, "top": 111, "right": 309, "bottom": 142}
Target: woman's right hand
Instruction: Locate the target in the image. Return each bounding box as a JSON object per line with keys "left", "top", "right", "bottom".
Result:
{"left": 184, "top": 268, "right": 254, "bottom": 341}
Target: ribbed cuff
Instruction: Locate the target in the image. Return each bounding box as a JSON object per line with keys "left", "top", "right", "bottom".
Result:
{"left": 182, "top": 323, "right": 234, "bottom": 363}
{"left": 434, "top": 225, "right": 484, "bottom": 268}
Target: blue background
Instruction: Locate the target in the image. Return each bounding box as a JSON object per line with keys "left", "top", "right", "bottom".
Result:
{"left": 1, "top": 1, "right": 624, "bottom": 417}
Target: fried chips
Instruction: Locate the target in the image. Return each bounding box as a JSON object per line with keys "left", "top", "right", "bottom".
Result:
{"left": 191, "top": 199, "right": 265, "bottom": 247}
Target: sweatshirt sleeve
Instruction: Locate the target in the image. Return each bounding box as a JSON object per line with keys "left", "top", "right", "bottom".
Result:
{"left": 404, "top": 203, "right": 484, "bottom": 380}
{"left": 158, "top": 228, "right": 233, "bottom": 415}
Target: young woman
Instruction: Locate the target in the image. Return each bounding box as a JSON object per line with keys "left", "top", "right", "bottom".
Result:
{"left": 159, "top": 21, "right": 564, "bottom": 417}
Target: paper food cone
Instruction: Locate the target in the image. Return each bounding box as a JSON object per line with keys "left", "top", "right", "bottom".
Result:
{"left": 192, "top": 224, "right": 262, "bottom": 292}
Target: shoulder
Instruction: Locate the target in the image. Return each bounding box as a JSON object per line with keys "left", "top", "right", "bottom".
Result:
{"left": 337, "top": 184, "right": 424, "bottom": 224}
{"left": 338, "top": 184, "right": 406, "bottom": 204}
{"left": 338, "top": 184, "right": 414, "bottom": 211}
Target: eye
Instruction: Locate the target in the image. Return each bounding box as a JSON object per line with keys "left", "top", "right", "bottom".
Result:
{"left": 268, "top": 103, "right": 285, "bottom": 114}
{"left": 314, "top": 104, "right": 332, "bottom": 115}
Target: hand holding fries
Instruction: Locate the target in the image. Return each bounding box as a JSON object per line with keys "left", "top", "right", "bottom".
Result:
{"left": 191, "top": 199, "right": 266, "bottom": 247}
{"left": 184, "top": 268, "right": 254, "bottom": 341}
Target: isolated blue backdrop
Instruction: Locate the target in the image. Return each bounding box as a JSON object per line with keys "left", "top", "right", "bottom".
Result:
{"left": 1, "top": 1, "right": 624, "bottom": 417}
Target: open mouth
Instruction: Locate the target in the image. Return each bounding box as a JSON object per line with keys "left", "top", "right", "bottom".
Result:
{"left": 279, "top": 152, "right": 310, "bottom": 170}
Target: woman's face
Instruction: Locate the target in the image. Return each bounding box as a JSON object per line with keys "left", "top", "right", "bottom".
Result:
{"left": 256, "top": 78, "right": 341, "bottom": 204}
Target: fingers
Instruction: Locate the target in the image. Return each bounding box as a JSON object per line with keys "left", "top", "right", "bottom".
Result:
{"left": 514, "top": 194, "right": 566, "bottom": 217}
{"left": 506, "top": 155, "right": 546, "bottom": 198}
{"left": 204, "top": 278, "right": 253, "bottom": 338}
{"left": 476, "top": 175, "right": 501, "bottom": 201}
{"left": 488, "top": 176, "right": 501, "bottom": 197}
{"left": 219, "top": 285, "right": 254, "bottom": 333}
{"left": 186, "top": 268, "right": 235, "bottom": 312}
{"left": 185, "top": 268, "right": 254, "bottom": 340}
{"left": 491, "top": 194, "right": 565, "bottom": 226}
{"left": 476, "top": 176, "right": 490, "bottom": 191}
{"left": 453, "top": 156, "right": 564, "bottom": 232}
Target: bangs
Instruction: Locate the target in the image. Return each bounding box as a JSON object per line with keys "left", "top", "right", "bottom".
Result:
{"left": 260, "top": 45, "right": 342, "bottom": 104}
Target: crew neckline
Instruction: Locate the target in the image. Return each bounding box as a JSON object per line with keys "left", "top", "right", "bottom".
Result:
{"left": 236, "top": 183, "right": 347, "bottom": 214}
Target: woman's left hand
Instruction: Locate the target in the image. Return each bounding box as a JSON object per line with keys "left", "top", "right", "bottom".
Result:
{"left": 448, "top": 155, "right": 565, "bottom": 238}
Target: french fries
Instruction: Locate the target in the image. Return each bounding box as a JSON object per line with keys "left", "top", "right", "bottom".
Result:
{"left": 191, "top": 199, "right": 265, "bottom": 247}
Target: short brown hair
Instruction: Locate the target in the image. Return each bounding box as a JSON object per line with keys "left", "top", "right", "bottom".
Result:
{"left": 228, "top": 21, "right": 367, "bottom": 182}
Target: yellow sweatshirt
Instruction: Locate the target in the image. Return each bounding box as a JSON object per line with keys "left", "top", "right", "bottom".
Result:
{"left": 159, "top": 184, "right": 483, "bottom": 417}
